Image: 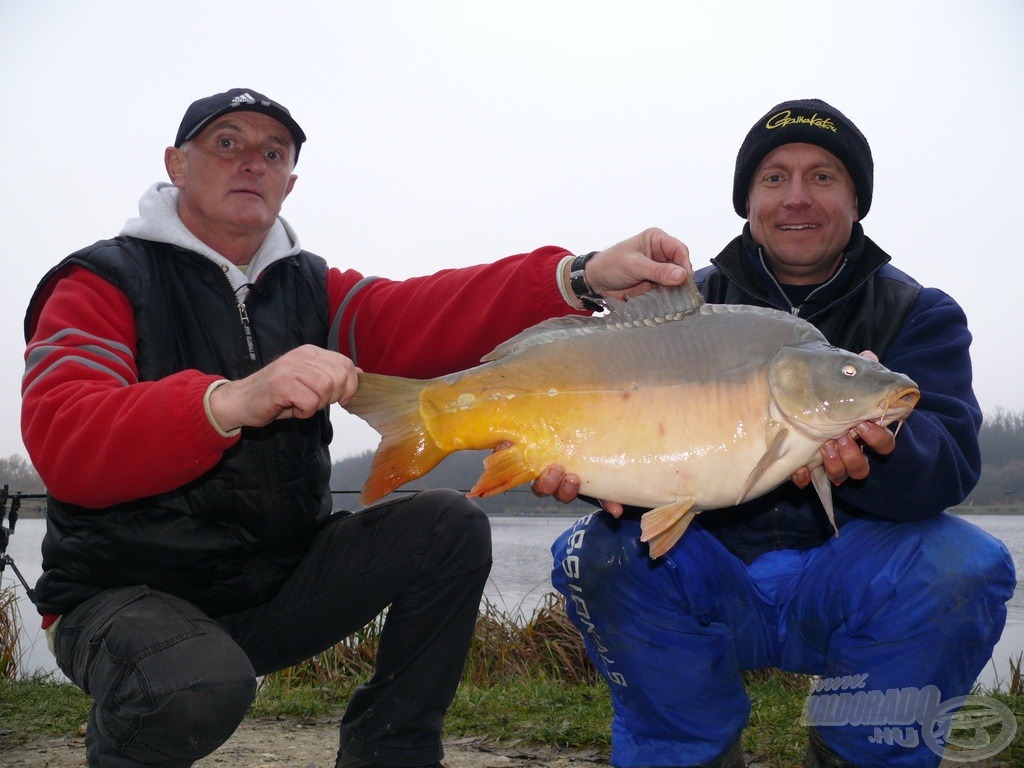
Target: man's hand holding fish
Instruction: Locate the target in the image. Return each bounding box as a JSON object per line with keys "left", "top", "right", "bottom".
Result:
{"left": 569, "top": 226, "right": 692, "bottom": 304}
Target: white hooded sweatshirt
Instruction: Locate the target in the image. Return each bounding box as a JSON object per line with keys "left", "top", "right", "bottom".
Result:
{"left": 119, "top": 182, "right": 303, "bottom": 302}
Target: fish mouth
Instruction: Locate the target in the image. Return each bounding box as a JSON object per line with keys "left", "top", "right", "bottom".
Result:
{"left": 877, "top": 386, "right": 921, "bottom": 427}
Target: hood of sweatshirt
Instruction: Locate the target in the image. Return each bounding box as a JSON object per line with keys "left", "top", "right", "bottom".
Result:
{"left": 119, "top": 182, "right": 303, "bottom": 301}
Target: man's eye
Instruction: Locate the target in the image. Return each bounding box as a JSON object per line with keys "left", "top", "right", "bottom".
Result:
{"left": 218, "top": 138, "right": 235, "bottom": 149}
{"left": 265, "top": 149, "right": 281, "bottom": 161}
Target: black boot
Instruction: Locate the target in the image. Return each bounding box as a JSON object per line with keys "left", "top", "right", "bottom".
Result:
{"left": 804, "top": 727, "right": 858, "bottom": 768}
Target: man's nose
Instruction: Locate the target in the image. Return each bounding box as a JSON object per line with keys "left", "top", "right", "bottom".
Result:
{"left": 782, "top": 179, "right": 812, "bottom": 208}
{"left": 240, "top": 148, "right": 267, "bottom": 174}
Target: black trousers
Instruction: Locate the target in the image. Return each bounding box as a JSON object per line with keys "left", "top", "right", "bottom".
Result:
{"left": 50, "top": 489, "right": 492, "bottom": 768}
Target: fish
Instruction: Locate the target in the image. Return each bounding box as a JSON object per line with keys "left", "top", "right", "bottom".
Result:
{"left": 342, "top": 280, "right": 920, "bottom": 558}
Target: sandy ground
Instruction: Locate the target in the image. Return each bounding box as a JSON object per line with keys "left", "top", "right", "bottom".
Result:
{"left": 0, "top": 720, "right": 614, "bottom": 768}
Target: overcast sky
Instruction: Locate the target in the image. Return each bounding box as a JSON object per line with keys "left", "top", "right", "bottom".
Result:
{"left": 1, "top": 0, "right": 1021, "bottom": 467}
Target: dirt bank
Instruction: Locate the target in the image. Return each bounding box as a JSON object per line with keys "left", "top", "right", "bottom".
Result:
{"left": 1, "top": 719, "right": 610, "bottom": 768}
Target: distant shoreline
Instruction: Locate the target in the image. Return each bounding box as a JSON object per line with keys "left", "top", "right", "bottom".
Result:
{"left": 9, "top": 505, "right": 1023, "bottom": 520}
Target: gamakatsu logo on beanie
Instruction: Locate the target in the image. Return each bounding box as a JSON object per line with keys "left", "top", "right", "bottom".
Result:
{"left": 765, "top": 110, "right": 838, "bottom": 133}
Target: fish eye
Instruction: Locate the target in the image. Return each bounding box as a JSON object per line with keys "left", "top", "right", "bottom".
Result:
{"left": 841, "top": 364, "right": 858, "bottom": 377}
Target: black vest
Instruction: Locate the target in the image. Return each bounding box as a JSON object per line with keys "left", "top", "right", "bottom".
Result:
{"left": 697, "top": 225, "right": 921, "bottom": 360}
{"left": 26, "top": 237, "right": 334, "bottom": 616}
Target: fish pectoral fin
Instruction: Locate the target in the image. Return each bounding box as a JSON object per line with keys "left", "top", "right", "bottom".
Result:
{"left": 640, "top": 499, "right": 698, "bottom": 559}
{"left": 735, "top": 427, "right": 790, "bottom": 505}
{"left": 468, "top": 446, "right": 536, "bottom": 498}
{"left": 811, "top": 466, "right": 839, "bottom": 538}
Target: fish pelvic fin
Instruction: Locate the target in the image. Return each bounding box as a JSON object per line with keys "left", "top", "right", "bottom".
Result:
{"left": 736, "top": 426, "right": 790, "bottom": 505}
{"left": 468, "top": 446, "right": 536, "bottom": 497}
{"left": 343, "top": 372, "right": 449, "bottom": 505}
{"left": 811, "top": 465, "right": 839, "bottom": 537}
{"left": 640, "top": 498, "right": 698, "bottom": 559}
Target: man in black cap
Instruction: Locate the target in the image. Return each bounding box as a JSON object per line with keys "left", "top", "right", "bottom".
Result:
{"left": 21, "top": 87, "right": 692, "bottom": 767}
{"left": 548, "top": 99, "right": 1016, "bottom": 766}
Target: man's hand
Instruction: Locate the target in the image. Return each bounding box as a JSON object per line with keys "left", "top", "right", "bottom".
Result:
{"left": 584, "top": 227, "right": 692, "bottom": 300}
{"left": 791, "top": 350, "right": 897, "bottom": 489}
{"left": 209, "top": 345, "right": 359, "bottom": 431}
{"left": 792, "top": 421, "right": 897, "bottom": 489}
{"left": 529, "top": 462, "right": 626, "bottom": 519}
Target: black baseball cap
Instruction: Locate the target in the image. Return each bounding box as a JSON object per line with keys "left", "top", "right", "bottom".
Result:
{"left": 174, "top": 88, "right": 307, "bottom": 163}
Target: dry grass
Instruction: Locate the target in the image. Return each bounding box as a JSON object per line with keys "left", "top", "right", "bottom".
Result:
{"left": 1007, "top": 651, "right": 1024, "bottom": 696}
{"left": 265, "top": 592, "right": 602, "bottom": 691}
{"left": 1, "top": 584, "right": 22, "bottom": 680}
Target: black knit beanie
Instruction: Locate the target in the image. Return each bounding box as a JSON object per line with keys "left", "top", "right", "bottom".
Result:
{"left": 733, "top": 98, "right": 873, "bottom": 220}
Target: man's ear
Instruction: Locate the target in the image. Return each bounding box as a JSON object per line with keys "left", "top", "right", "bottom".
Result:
{"left": 284, "top": 174, "right": 297, "bottom": 200}
{"left": 165, "top": 146, "right": 186, "bottom": 188}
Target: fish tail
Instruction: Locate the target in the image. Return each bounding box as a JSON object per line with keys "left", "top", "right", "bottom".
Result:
{"left": 344, "top": 373, "right": 450, "bottom": 504}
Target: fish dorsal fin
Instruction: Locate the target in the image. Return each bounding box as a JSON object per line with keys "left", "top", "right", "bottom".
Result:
{"left": 482, "top": 281, "right": 705, "bottom": 362}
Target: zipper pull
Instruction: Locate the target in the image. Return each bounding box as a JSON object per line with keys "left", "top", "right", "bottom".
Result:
{"left": 238, "top": 302, "right": 257, "bottom": 362}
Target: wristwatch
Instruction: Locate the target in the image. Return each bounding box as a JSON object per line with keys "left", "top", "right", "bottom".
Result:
{"left": 569, "top": 251, "right": 604, "bottom": 311}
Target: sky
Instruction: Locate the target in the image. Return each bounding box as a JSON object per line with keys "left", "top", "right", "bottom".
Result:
{"left": 1, "top": 0, "right": 1022, "bottom": 466}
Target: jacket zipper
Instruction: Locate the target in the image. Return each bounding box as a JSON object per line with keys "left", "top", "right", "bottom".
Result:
{"left": 757, "top": 247, "right": 848, "bottom": 317}
{"left": 238, "top": 301, "right": 257, "bottom": 362}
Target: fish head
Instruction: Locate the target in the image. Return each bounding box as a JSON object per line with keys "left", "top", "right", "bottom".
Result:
{"left": 767, "top": 343, "right": 921, "bottom": 439}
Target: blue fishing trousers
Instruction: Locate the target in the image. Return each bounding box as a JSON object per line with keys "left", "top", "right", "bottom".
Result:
{"left": 551, "top": 511, "right": 1016, "bottom": 767}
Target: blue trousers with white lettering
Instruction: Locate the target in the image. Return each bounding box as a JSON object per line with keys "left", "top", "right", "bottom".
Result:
{"left": 551, "top": 512, "right": 1015, "bottom": 767}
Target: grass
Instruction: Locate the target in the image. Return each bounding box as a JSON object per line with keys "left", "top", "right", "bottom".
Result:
{"left": 2, "top": 588, "right": 1023, "bottom": 765}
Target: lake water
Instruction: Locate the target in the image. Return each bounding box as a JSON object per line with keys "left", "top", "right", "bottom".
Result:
{"left": 4, "top": 514, "right": 1022, "bottom": 690}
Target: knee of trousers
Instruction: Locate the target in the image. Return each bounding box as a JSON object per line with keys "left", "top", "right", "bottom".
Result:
{"left": 410, "top": 488, "right": 492, "bottom": 574}
{"left": 823, "top": 516, "right": 1017, "bottom": 663}
{"left": 881, "top": 515, "right": 1017, "bottom": 620}
{"left": 77, "top": 595, "right": 258, "bottom": 762}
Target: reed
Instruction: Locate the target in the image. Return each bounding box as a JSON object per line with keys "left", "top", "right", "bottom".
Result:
{"left": 1, "top": 584, "right": 22, "bottom": 680}
{"left": 260, "top": 592, "right": 602, "bottom": 694}
{"left": 1008, "top": 651, "right": 1023, "bottom": 696}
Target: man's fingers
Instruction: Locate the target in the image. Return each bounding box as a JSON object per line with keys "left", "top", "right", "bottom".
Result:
{"left": 554, "top": 473, "right": 581, "bottom": 504}
{"left": 585, "top": 228, "right": 692, "bottom": 297}
{"left": 531, "top": 465, "right": 564, "bottom": 497}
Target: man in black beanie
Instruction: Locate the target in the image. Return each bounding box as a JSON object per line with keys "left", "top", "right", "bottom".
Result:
{"left": 549, "top": 99, "right": 1016, "bottom": 767}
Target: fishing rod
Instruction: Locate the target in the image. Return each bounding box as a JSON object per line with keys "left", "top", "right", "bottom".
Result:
{"left": 0, "top": 484, "right": 44, "bottom": 605}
